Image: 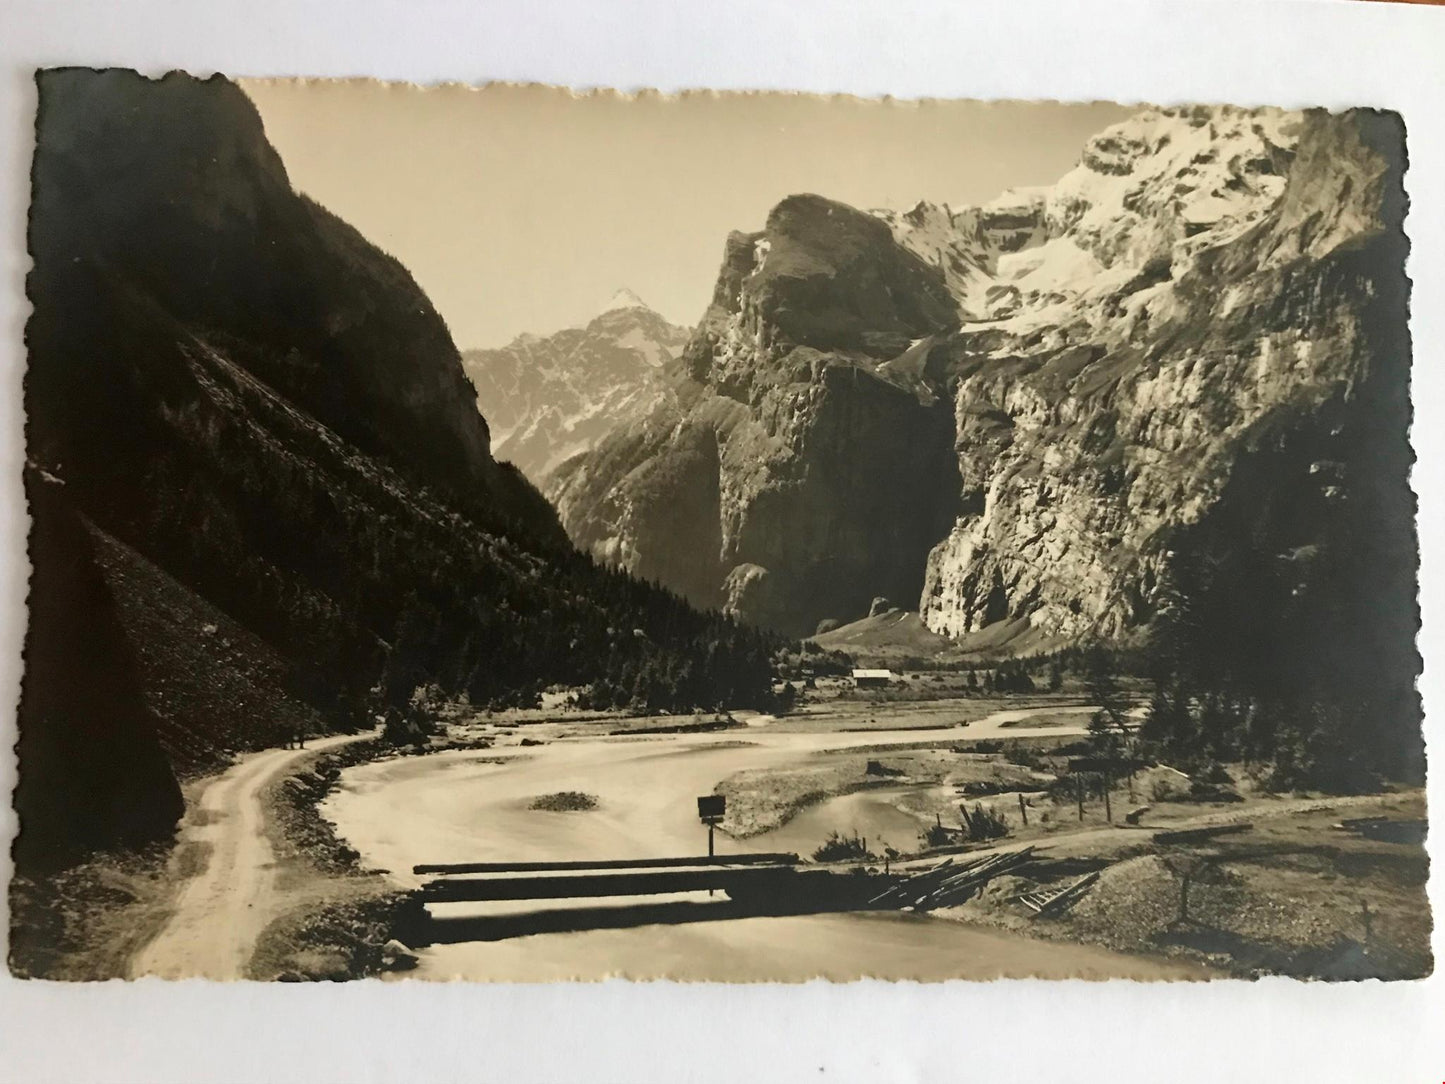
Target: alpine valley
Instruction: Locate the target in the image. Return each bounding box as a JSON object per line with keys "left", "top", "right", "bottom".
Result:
{"left": 18, "top": 72, "right": 777, "bottom": 869}
{"left": 15, "top": 77, "right": 1426, "bottom": 987}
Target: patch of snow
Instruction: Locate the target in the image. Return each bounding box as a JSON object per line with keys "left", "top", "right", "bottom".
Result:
{"left": 752, "top": 237, "right": 772, "bottom": 273}
{"left": 877, "top": 104, "right": 1304, "bottom": 328}
{"left": 616, "top": 327, "right": 669, "bottom": 368}
{"left": 599, "top": 287, "right": 650, "bottom": 314}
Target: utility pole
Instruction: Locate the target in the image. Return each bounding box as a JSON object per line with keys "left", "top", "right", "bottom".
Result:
{"left": 1018, "top": 793, "right": 1029, "bottom": 826}
{"left": 1103, "top": 768, "right": 1112, "bottom": 823}
{"left": 1076, "top": 774, "right": 1085, "bottom": 821}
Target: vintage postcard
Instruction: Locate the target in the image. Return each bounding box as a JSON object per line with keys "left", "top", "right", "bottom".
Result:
{"left": 11, "top": 69, "right": 1426, "bottom": 983}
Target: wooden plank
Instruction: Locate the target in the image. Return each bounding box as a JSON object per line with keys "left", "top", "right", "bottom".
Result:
{"left": 916, "top": 848, "right": 1035, "bottom": 910}
{"left": 413, "top": 853, "right": 800, "bottom": 875}
{"left": 867, "top": 858, "right": 955, "bottom": 907}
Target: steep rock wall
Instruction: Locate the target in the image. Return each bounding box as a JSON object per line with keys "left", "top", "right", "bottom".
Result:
{"left": 556, "top": 195, "right": 962, "bottom": 634}
{"left": 919, "top": 109, "right": 1407, "bottom": 645}
{"left": 29, "top": 69, "right": 562, "bottom": 546}
{"left": 556, "top": 107, "right": 1407, "bottom": 653}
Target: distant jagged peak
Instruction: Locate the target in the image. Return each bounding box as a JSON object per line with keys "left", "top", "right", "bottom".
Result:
{"left": 981, "top": 185, "right": 1050, "bottom": 215}
{"left": 598, "top": 287, "right": 652, "bottom": 315}
{"left": 482, "top": 291, "right": 668, "bottom": 353}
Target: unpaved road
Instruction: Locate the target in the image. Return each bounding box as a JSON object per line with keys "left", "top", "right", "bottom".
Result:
{"left": 322, "top": 704, "right": 1209, "bottom": 980}
{"left": 131, "top": 731, "right": 372, "bottom": 980}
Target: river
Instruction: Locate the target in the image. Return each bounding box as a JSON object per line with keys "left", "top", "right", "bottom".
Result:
{"left": 322, "top": 705, "right": 1207, "bottom": 981}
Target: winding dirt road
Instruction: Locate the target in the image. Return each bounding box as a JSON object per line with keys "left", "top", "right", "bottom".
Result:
{"left": 131, "top": 731, "right": 372, "bottom": 980}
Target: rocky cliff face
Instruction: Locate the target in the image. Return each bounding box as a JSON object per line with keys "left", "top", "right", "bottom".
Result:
{"left": 551, "top": 194, "right": 964, "bottom": 630}
{"left": 916, "top": 107, "right": 1406, "bottom": 647}
{"left": 555, "top": 107, "right": 1409, "bottom": 648}
{"left": 461, "top": 292, "right": 690, "bottom": 485}
{"left": 29, "top": 70, "right": 562, "bottom": 545}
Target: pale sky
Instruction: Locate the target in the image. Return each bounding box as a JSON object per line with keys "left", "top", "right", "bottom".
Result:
{"left": 239, "top": 81, "right": 1133, "bottom": 349}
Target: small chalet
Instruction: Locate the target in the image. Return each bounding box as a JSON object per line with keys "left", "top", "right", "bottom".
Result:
{"left": 852, "top": 668, "right": 893, "bottom": 689}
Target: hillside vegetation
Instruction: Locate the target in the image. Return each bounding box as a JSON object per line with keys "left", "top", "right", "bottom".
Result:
{"left": 19, "top": 70, "right": 777, "bottom": 870}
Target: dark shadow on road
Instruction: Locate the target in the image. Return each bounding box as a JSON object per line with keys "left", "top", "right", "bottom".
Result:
{"left": 415, "top": 895, "right": 862, "bottom": 945}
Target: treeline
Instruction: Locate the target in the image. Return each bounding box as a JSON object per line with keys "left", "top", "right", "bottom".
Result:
{"left": 30, "top": 283, "right": 783, "bottom": 750}
{"left": 1137, "top": 390, "right": 1420, "bottom": 792}
{"left": 774, "top": 642, "right": 855, "bottom": 680}
{"left": 1134, "top": 149, "right": 1419, "bottom": 794}
{"left": 38, "top": 293, "right": 783, "bottom": 730}
{"left": 25, "top": 69, "right": 782, "bottom": 747}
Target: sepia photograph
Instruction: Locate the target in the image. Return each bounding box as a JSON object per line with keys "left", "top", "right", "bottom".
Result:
{"left": 10, "top": 67, "right": 1428, "bottom": 986}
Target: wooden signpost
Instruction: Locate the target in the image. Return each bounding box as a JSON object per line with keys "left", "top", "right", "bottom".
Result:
{"left": 698, "top": 795, "right": 726, "bottom": 895}
{"left": 698, "top": 794, "right": 726, "bottom": 859}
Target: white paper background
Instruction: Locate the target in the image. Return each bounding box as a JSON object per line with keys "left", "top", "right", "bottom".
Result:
{"left": 1, "top": 1, "right": 1443, "bottom": 1080}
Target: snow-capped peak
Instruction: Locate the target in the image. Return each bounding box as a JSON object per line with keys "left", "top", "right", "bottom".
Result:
{"left": 877, "top": 105, "right": 1304, "bottom": 327}
{"left": 599, "top": 287, "right": 651, "bottom": 315}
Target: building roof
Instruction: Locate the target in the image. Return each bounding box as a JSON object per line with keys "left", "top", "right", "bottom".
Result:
{"left": 852, "top": 669, "right": 893, "bottom": 679}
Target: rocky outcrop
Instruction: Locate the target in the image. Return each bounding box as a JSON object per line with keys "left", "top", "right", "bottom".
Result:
{"left": 553, "top": 195, "right": 963, "bottom": 633}
{"left": 555, "top": 107, "right": 1409, "bottom": 652}
{"left": 462, "top": 293, "right": 691, "bottom": 485}
{"left": 15, "top": 472, "right": 185, "bottom": 870}
{"left": 683, "top": 193, "right": 959, "bottom": 393}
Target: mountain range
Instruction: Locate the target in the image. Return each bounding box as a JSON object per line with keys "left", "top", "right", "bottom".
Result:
{"left": 550, "top": 105, "right": 1413, "bottom": 655}
{"left": 461, "top": 291, "right": 690, "bottom": 486}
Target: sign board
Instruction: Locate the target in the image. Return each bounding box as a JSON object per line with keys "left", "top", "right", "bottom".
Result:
{"left": 697, "top": 794, "right": 726, "bottom": 823}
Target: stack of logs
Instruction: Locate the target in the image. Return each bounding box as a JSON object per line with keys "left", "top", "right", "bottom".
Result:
{"left": 868, "top": 847, "right": 1036, "bottom": 912}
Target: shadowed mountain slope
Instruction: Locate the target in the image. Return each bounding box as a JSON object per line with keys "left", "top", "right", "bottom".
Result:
{"left": 19, "top": 70, "right": 777, "bottom": 868}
